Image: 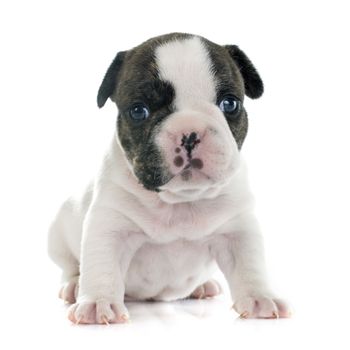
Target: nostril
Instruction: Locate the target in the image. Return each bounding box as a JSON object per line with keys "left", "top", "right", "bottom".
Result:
{"left": 181, "top": 134, "right": 188, "bottom": 147}
{"left": 181, "top": 132, "right": 200, "bottom": 156}
{"left": 188, "top": 132, "right": 198, "bottom": 143}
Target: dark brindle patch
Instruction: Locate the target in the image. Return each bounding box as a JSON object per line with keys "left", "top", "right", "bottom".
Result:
{"left": 114, "top": 33, "right": 193, "bottom": 191}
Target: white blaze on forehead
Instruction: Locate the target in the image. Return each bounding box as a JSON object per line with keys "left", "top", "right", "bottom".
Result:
{"left": 155, "top": 36, "right": 216, "bottom": 109}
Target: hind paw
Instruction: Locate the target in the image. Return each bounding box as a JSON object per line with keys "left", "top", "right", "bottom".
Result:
{"left": 190, "top": 279, "right": 222, "bottom": 299}
{"left": 59, "top": 276, "right": 79, "bottom": 304}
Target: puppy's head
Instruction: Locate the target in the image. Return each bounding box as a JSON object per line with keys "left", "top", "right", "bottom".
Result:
{"left": 97, "top": 33, "right": 263, "bottom": 203}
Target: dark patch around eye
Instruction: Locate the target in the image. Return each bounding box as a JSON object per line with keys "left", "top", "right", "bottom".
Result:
{"left": 121, "top": 80, "right": 175, "bottom": 114}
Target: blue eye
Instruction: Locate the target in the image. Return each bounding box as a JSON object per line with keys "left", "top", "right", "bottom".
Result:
{"left": 219, "top": 96, "right": 241, "bottom": 117}
{"left": 129, "top": 104, "right": 150, "bottom": 122}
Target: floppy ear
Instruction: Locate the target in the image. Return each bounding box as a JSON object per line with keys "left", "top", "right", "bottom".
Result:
{"left": 224, "top": 45, "right": 264, "bottom": 99}
{"left": 97, "top": 51, "right": 127, "bottom": 108}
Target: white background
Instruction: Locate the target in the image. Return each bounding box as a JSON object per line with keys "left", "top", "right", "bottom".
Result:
{"left": 1, "top": 0, "right": 349, "bottom": 349}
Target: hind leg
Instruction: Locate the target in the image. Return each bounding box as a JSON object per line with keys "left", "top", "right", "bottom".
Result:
{"left": 189, "top": 279, "right": 222, "bottom": 299}
{"left": 59, "top": 275, "right": 79, "bottom": 304}
{"left": 48, "top": 199, "right": 82, "bottom": 304}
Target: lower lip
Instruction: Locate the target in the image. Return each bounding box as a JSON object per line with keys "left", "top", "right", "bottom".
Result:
{"left": 181, "top": 169, "right": 192, "bottom": 181}
{"left": 178, "top": 169, "right": 213, "bottom": 186}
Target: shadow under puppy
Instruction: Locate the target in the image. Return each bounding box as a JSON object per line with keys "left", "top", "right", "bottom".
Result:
{"left": 48, "top": 33, "right": 290, "bottom": 324}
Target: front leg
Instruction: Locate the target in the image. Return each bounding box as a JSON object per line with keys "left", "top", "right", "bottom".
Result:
{"left": 68, "top": 205, "right": 145, "bottom": 324}
{"left": 211, "top": 215, "right": 290, "bottom": 319}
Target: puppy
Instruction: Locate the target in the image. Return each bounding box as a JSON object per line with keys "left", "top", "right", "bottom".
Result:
{"left": 48, "top": 33, "right": 290, "bottom": 324}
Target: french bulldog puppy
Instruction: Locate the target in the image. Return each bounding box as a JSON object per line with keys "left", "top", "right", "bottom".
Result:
{"left": 48, "top": 33, "right": 290, "bottom": 324}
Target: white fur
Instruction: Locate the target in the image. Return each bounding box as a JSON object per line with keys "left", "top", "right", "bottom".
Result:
{"left": 156, "top": 36, "right": 216, "bottom": 110}
{"left": 48, "top": 36, "right": 289, "bottom": 323}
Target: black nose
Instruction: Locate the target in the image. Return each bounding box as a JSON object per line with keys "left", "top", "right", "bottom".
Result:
{"left": 181, "top": 132, "right": 200, "bottom": 156}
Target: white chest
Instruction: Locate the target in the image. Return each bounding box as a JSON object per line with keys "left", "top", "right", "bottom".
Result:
{"left": 126, "top": 195, "right": 237, "bottom": 243}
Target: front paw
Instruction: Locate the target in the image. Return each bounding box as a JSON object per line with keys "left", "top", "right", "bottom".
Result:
{"left": 67, "top": 299, "right": 130, "bottom": 325}
{"left": 233, "top": 295, "right": 291, "bottom": 319}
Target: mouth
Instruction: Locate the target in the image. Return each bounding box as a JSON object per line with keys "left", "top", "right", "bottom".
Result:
{"left": 134, "top": 152, "right": 234, "bottom": 195}
{"left": 158, "top": 165, "right": 215, "bottom": 193}
{"left": 157, "top": 170, "right": 225, "bottom": 203}
{"left": 179, "top": 163, "right": 211, "bottom": 182}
